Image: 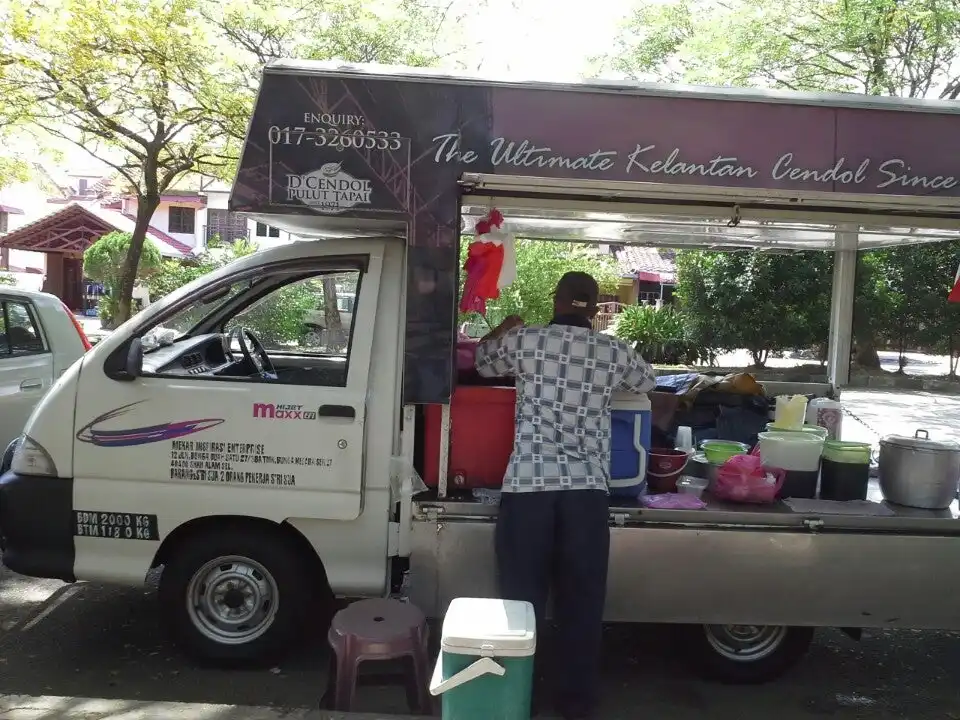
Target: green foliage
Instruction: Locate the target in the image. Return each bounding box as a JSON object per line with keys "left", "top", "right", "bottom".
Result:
{"left": 600, "top": 0, "right": 960, "bottom": 99}
{"left": 84, "top": 231, "right": 162, "bottom": 289}
{"left": 230, "top": 280, "right": 316, "bottom": 347}
{"left": 612, "top": 304, "right": 709, "bottom": 365}
{"left": 0, "top": 272, "right": 15, "bottom": 286}
{"left": 460, "top": 239, "right": 622, "bottom": 327}
{"left": 675, "top": 250, "right": 833, "bottom": 367}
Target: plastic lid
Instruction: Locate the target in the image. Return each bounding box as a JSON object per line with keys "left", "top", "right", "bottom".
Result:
{"left": 822, "top": 440, "right": 871, "bottom": 464}
{"left": 441, "top": 598, "right": 536, "bottom": 657}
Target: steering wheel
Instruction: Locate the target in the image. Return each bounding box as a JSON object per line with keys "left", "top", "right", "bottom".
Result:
{"left": 229, "top": 326, "right": 277, "bottom": 379}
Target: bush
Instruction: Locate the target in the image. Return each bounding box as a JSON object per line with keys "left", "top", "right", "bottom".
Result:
{"left": 0, "top": 272, "right": 15, "bottom": 286}
{"left": 612, "top": 304, "right": 711, "bottom": 365}
{"left": 84, "top": 231, "right": 162, "bottom": 328}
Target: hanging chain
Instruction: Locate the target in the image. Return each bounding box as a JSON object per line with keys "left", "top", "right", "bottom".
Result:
{"left": 841, "top": 405, "right": 884, "bottom": 440}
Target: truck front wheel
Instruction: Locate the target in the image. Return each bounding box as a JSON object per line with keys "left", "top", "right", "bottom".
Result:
{"left": 158, "top": 527, "right": 310, "bottom": 667}
{"left": 679, "top": 624, "right": 814, "bottom": 684}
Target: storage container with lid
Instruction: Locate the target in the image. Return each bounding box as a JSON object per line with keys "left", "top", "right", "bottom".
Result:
{"left": 430, "top": 598, "right": 536, "bottom": 720}
{"left": 608, "top": 392, "right": 652, "bottom": 498}
{"left": 878, "top": 429, "right": 960, "bottom": 509}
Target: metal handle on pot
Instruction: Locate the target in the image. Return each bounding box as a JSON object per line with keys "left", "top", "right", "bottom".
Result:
{"left": 915, "top": 429, "right": 930, "bottom": 440}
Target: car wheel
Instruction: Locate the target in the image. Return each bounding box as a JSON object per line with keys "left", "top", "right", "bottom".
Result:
{"left": 158, "top": 526, "right": 310, "bottom": 667}
{"left": 678, "top": 624, "right": 814, "bottom": 684}
{"left": 301, "top": 325, "right": 323, "bottom": 347}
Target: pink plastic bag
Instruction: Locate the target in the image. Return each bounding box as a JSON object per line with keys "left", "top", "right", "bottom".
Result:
{"left": 640, "top": 493, "right": 707, "bottom": 510}
{"left": 713, "top": 454, "right": 785, "bottom": 504}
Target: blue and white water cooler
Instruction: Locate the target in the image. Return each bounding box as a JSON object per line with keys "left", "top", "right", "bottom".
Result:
{"left": 608, "top": 392, "right": 652, "bottom": 499}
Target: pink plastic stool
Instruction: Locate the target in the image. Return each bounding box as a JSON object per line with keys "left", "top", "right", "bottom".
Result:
{"left": 326, "top": 598, "right": 431, "bottom": 714}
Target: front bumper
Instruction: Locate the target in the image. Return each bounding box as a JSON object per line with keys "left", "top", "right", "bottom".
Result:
{"left": 0, "top": 471, "right": 75, "bottom": 582}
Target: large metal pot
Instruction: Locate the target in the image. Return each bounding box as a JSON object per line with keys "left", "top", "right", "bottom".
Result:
{"left": 878, "top": 429, "right": 960, "bottom": 509}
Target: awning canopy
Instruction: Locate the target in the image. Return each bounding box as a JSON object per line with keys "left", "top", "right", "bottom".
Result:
{"left": 0, "top": 203, "right": 195, "bottom": 258}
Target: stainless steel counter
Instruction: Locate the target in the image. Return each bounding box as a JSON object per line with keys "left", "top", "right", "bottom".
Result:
{"left": 415, "top": 480, "right": 960, "bottom": 535}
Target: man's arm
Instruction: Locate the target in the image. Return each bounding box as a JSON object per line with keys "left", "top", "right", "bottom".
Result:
{"left": 618, "top": 347, "right": 657, "bottom": 393}
{"left": 475, "top": 323, "right": 522, "bottom": 377}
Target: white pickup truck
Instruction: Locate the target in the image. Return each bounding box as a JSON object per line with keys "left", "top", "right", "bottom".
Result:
{"left": 0, "top": 287, "right": 90, "bottom": 469}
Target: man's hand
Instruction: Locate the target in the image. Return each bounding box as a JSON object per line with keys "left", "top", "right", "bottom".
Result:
{"left": 480, "top": 315, "right": 524, "bottom": 343}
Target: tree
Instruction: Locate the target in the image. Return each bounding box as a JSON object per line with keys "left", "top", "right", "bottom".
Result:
{"left": 84, "top": 231, "right": 162, "bottom": 328}
{"left": 675, "top": 250, "right": 833, "bottom": 367}
{"left": 600, "top": 0, "right": 960, "bottom": 368}
{"left": 0, "top": 272, "right": 16, "bottom": 286}
{"left": 600, "top": 0, "right": 960, "bottom": 98}
{"left": 459, "top": 240, "right": 622, "bottom": 328}
{"left": 200, "top": 0, "right": 469, "bottom": 142}
{"left": 2, "top": 0, "right": 235, "bottom": 326}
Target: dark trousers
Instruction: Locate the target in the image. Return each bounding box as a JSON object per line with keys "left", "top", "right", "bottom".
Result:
{"left": 495, "top": 490, "right": 610, "bottom": 714}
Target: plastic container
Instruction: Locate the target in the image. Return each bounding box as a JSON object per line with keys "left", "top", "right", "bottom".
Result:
{"left": 676, "top": 475, "right": 709, "bottom": 499}
{"left": 430, "top": 598, "right": 536, "bottom": 720}
{"left": 773, "top": 395, "right": 808, "bottom": 431}
{"left": 806, "top": 397, "right": 842, "bottom": 440}
{"left": 755, "top": 431, "right": 825, "bottom": 472}
{"left": 609, "top": 393, "right": 652, "bottom": 499}
{"left": 647, "top": 448, "right": 691, "bottom": 493}
{"left": 701, "top": 439, "right": 749, "bottom": 465}
{"left": 765, "top": 422, "right": 828, "bottom": 441}
{"left": 820, "top": 441, "right": 872, "bottom": 501}
{"left": 423, "top": 386, "right": 517, "bottom": 489}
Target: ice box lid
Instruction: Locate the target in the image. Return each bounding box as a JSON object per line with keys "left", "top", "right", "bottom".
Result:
{"left": 440, "top": 598, "right": 536, "bottom": 657}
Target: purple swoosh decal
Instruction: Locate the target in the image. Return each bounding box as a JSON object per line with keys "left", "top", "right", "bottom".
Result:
{"left": 76, "top": 401, "right": 225, "bottom": 448}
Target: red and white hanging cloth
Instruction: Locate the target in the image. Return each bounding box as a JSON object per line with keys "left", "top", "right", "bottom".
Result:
{"left": 459, "top": 208, "right": 517, "bottom": 315}
{"left": 949, "top": 262, "right": 960, "bottom": 303}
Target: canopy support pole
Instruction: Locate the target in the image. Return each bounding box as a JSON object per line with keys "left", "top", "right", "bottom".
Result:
{"left": 827, "top": 225, "right": 859, "bottom": 389}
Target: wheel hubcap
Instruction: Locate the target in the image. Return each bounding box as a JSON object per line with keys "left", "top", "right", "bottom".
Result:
{"left": 704, "top": 624, "right": 787, "bottom": 662}
{"left": 186, "top": 555, "right": 279, "bottom": 645}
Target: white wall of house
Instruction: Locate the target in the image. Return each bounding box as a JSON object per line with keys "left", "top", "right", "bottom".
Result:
{"left": 0, "top": 178, "right": 50, "bottom": 276}
{"left": 151, "top": 202, "right": 203, "bottom": 250}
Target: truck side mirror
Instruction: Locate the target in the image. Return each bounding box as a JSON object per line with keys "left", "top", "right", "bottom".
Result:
{"left": 105, "top": 337, "right": 143, "bottom": 382}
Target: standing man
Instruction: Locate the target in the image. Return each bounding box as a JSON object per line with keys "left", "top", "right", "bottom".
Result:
{"left": 475, "top": 271, "right": 656, "bottom": 720}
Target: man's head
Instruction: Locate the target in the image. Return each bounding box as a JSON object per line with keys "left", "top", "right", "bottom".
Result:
{"left": 553, "top": 271, "right": 600, "bottom": 319}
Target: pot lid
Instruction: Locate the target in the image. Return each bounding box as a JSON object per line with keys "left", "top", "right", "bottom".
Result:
{"left": 882, "top": 429, "right": 960, "bottom": 451}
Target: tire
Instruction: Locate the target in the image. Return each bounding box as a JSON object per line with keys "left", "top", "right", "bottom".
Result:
{"left": 301, "top": 325, "right": 323, "bottom": 347}
{"left": 678, "top": 624, "right": 814, "bottom": 684}
{"left": 158, "top": 526, "right": 311, "bottom": 667}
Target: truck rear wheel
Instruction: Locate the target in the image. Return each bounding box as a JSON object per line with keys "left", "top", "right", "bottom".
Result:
{"left": 158, "top": 527, "right": 310, "bottom": 667}
{"left": 679, "top": 624, "right": 814, "bottom": 684}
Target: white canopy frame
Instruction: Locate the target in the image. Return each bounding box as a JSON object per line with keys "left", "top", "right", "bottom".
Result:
{"left": 460, "top": 173, "right": 960, "bottom": 387}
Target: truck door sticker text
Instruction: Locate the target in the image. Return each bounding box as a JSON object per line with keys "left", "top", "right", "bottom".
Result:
{"left": 169, "top": 440, "right": 332, "bottom": 486}
{"left": 73, "top": 510, "right": 159, "bottom": 541}
{"left": 76, "top": 401, "right": 225, "bottom": 448}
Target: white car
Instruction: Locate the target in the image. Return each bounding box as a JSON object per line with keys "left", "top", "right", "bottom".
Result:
{"left": 0, "top": 287, "right": 91, "bottom": 468}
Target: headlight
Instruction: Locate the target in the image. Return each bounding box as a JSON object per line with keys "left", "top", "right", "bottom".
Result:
{"left": 11, "top": 435, "right": 58, "bottom": 477}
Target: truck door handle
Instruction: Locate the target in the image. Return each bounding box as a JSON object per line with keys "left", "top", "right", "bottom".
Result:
{"left": 317, "top": 404, "right": 355, "bottom": 419}
{"left": 19, "top": 379, "right": 42, "bottom": 391}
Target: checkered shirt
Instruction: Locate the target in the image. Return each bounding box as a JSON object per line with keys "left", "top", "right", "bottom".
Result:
{"left": 475, "top": 325, "right": 656, "bottom": 493}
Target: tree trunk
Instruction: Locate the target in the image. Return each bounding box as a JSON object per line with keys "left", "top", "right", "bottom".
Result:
{"left": 321, "top": 277, "right": 344, "bottom": 351}
{"left": 855, "top": 339, "right": 882, "bottom": 368}
{"left": 115, "top": 197, "right": 159, "bottom": 325}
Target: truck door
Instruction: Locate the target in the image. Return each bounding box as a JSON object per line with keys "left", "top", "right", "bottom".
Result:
{"left": 72, "top": 247, "right": 384, "bottom": 528}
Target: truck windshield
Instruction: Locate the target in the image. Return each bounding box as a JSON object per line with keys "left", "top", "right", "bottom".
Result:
{"left": 142, "top": 278, "right": 255, "bottom": 351}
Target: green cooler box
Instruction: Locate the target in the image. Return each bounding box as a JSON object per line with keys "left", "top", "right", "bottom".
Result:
{"left": 429, "top": 597, "right": 536, "bottom": 720}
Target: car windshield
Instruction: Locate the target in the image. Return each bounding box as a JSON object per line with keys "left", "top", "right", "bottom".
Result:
{"left": 142, "top": 278, "right": 254, "bottom": 351}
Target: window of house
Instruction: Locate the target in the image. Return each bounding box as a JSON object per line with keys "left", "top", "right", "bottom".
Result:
{"left": 255, "top": 222, "right": 280, "bottom": 238}
{"left": 168, "top": 206, "right": 196, "bottom": 234}
{"left": 0, "top": 300, "right": 45, "bottom": 355}
{"left": 0, "top": 212, "right": 8, "bottom": 234}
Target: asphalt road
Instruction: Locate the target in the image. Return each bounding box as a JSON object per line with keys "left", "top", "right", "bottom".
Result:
{"left": 2, "top": 388, "right": 960, "bottom": 718}
{"left": 1, "top": 562, "right": 959, "bottom": 720}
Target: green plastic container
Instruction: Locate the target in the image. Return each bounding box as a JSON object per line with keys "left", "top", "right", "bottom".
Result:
{"left": 430, "top": 598, "right": 536, "bottom": 720}
{"left": 765, "top": 422, "right": 829, "bottom": 440}
{"left": 700, "top": 439, "right": 749, "bottom": 464}
{"left": 822, "top": 440, "right": 872, "bottom": 464}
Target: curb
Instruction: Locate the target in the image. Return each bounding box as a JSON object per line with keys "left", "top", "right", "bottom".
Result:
{"left": 0, "top": 695, "right": 424, "bottom": 720}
